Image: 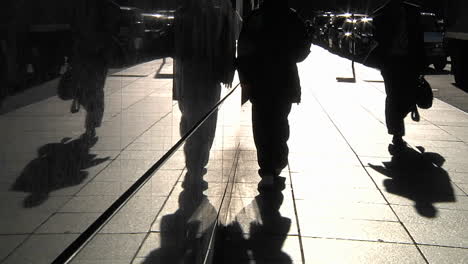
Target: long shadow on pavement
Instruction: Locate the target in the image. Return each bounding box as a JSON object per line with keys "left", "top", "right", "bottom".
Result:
{"left": 214, "top": 186, "right": 293, "bottom": 264}
{"left": 369, "top": 146, "right": 455, "bottom": 218}
{"left": 11, "top": 135, "right": 110, "bottom": 208}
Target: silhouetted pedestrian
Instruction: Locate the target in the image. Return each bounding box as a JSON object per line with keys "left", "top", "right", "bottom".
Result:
{"left": 173, "top": 0, "right": 236, "bottom": 184}
{"left": 372, "top": 0, "right": 425, "bottom": 154}
{"left": 237, "top": 0, "right": 310, "bottom": 189}
{"left": 69, "top": 0, "right": 119, "bottom": 139}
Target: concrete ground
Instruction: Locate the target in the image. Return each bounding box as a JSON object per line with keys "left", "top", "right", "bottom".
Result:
{"left": 221, "top": 46, "right": 468, "bottom": 263}
{"left": 0, "top": 45, "right": 467, "bottom": 263}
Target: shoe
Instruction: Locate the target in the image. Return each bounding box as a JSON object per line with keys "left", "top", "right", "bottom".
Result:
{"left": 388, "top": 139, "right": 407, "bottom": 156}
{"left": 258, "top": 175, "right": 275, "bottom": 191}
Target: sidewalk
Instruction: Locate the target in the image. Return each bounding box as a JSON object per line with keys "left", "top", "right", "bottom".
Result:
{"left": 221, "top": 45, "right": 468, "bottom": 263}
{"left": 0, "top": 45, "right": 467, "bottom": 263}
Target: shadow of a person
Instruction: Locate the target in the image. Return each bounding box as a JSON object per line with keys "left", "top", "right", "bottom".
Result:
{"left": 143, "top": 185, "right": 217, "bottom": 264}
{"left": 369, "top": 146, "right": 455, "bottom": 218}
{"left": 249, "top": 189, "right": 292, "bottom": 263}
{"left": 11, "top": 135, "right": 110, "bottom": 208}
{"left": 216, "top": 186, "right": 292, "bottom": 264}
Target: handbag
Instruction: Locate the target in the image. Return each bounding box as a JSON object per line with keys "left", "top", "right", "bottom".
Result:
{"left": 58, "top": 66, "right": 82, "bottom": 113}
{"left": 416, "top": 76, "right": 433, "bottom": 109}
{"left": 57, "top": 68, "right": 74, "bottom": 100}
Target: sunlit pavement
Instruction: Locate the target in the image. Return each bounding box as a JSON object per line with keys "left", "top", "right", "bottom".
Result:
{"left": 225, "top": 45, "right": 468, "bottom": 263}
{"left": 0, "top": 45, "right": 467, "bottom": 263}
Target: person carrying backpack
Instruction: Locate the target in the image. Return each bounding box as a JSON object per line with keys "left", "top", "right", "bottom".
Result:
{"left": 237, "top": 0, "right": 310, "bottom": 190}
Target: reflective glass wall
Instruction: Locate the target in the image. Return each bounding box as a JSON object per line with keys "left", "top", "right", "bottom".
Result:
{"left": 0, "top": 0, "right": 245, "bottom": 263}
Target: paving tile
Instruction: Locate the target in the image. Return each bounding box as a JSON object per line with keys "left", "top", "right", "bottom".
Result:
{"left": 302, "top": 238, "right": 425, "bottom": 264}
{"left": 456, "top": 183, "right": 468, "bottom": 195}
{"left": 135, "top": 233, "right": 161, "bottom": 258}
{"left": 118, "top": 196, "right": 166, "bottom": 214}
{"left": 100, "top": 211, "right": 159, "bottom": 233}
{"left": 0, "top": 195, "right": 71, "bottom": 215}
{"left": 72, "top": 233, "right": 145, "bottom": 262}
{"left": 449, "top": 172, "right": 468, "bottom": 184}
{"left": 59, "top": 196, "right": 118, "bottom": 213}
{"left": 2, "top": 234, "right": 78, "bottom": 264}
{"left": 392, "top": 205, "right": 468, "bottom": 248}
{"left": 419, "top": 245, "right": 468, "bottom": 264}
{"left": 290, "top": 166, "right": 377, "bottom": 189}
{"left": 299, "top": 218, "right": 411, "bottom": 243}
{"left": 0, "top": 235, "right": 27, "bottom": 261}
{"left": 295, "top": 200, "right": 397, "bottom": 222}
{"left": 76, "top": 181, "right": 122, "bottom": 196}
{"left": 293, "top": 185, "right": 387, "bottom": 204}
{"left": 35, "top": 213, "right": 100, "bottom": 234}
{"left": 0, "top": 212, "right": 51, "bottom": 234}
{"left": 219, "top": 234, "right": 302, "bottom": 263}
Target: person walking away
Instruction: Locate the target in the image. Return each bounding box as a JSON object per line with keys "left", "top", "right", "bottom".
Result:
{"left": 70, "top": 0, "right": 119, "bottom": 139}
{"left": 372, "top": 0, "right": 425, "bottom": 154}
{"left": 173, "top": 0, "right": 236, "bottom": 189}
{"left": 237, "top": 0, "right": 310, "bottom": 190}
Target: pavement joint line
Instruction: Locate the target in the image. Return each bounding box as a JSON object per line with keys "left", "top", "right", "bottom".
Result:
{"left": 204, "top": 143, "right": 242, "bottom": 264}
{"left": 287, "top": 162, "right": 306, "bottom": 264}
{"left": 309, "top": 86, "right": 430, "bottom": 264}
{"left": 298, "top": 235, "right": 417, "bottom": 245}
{"left": 129, "top": 167, "right": 186, "bottom": 263}
{"left": 413, "top": 243, "right": 468, "bottom": 250}
{"left": 105, "top": 73, "right": 142, "bottom": 97}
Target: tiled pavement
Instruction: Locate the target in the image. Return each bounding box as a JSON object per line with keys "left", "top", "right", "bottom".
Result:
{"left": 223, "top": 46, "right": 468, "bottom": 263}
{"left": 1, "top": 45, "right": 468, "bottom": 263}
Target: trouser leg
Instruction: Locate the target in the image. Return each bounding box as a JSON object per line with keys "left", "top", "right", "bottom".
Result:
{"left": 252, "top": 101, "right": 291, "bottom": 177}
{"left": 382, "top": 70, "right": 406, "bottom": 136}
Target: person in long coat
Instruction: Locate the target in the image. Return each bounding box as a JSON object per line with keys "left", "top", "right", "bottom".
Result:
{"left": 237, "top": 0, "right": 310, "bottom": 189}
{"left": 372, "top": 0, "right": 425, "bottom": 154}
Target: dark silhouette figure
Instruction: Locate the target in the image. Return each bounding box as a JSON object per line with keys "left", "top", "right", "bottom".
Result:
{"left": 66, "top": 0, "right": 119, "bottom": 138}
{"left": 237, "top": 0, "right": 310, "bottom": 189}
{"left": 173, "top": 0, "right": 236, "bottom": 186}
{"left": 214, "top": 186, "right": 293, "bottom": 263}
{"left": 141, "top": 1, "right": 235, "bottom": 262}
{"left": 11, "top": 136, "right": 110, "bottom": 208}
{"left": 369, "top": 146, "right": 455, "bottom": 218}
{"left": 372, "top": 0, "right": 425, "bottom": 154}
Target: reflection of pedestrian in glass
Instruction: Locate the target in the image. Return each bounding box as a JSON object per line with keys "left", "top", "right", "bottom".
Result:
{"left": 372, "top": 0, "right": 424, "bottom": 154}
{"left": 237, "top": 0, "right": 310, "bottom": 189}
{"left": 173, "top": 0, "right": 236, "bottom": 185}
{"left": 69, "top": 0, "right": 119, "bottom": 138}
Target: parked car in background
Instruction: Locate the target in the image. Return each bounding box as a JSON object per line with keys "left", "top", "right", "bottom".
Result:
{"left": 347, "top": 17, "right": 374, "bottom": 57}
{"left": 327, "top": 13, "right": 367, "bottom": 50}
{"left": 421, "top": 12, "right": 447, "bottom": 71}
{"left": 310, "top": 12, "right": 334, "bottom": 45}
